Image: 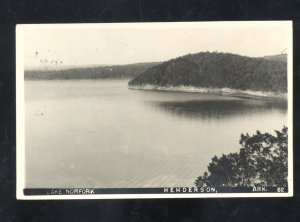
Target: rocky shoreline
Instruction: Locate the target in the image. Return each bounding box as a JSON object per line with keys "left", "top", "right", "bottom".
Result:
{"left": 128, "top": 84, "right": 287, "bottom": 99}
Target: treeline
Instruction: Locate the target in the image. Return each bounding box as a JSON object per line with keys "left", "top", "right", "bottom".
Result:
{"left": 128, "top": 52, "right": 287, "bottom": 93}
{"left": 25, "top": 62, "right": 160, "bottom": 80}
{"left": 263, "top": 53, "right": 287, "bottom": 62}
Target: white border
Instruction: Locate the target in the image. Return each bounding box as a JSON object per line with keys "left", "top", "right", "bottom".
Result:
{"left": 16, "top": 25, "right": 26, "bottom": 200}
{"left": 16, "top": 21, "right": 293, "bottom": 200}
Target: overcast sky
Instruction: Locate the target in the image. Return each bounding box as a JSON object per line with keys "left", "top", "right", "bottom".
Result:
{"left": 20, "top": 22, "right": 291, "bottom": 68}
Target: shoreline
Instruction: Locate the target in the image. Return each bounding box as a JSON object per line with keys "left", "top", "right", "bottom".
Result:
{"left": 24, "top": 77, "right": 132, "bottom": 81}
{"left": 128, "top": 84, "right": 287, "bottom": 99}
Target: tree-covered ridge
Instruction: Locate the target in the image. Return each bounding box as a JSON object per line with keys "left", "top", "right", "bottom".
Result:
{"left": 25, "top": 62, "right": 160, "bottom": 80}
{"left": 263, "top": 53, "right": 287, "bottom": 62}
{"left": 195, "top": 127, "right": 288, "bottom": 187}
{"left": 128, "top": 52, "right": 287, "bottom": 93}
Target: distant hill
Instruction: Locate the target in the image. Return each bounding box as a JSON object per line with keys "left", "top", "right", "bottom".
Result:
{"left": 24, "top": 62, "right": 160, "bottom": 80}
{"left": 128, "top": 52, "right": 287, "bottom": 93}
{"left": 263, "top": 53, "right": 287, "bottom": 62}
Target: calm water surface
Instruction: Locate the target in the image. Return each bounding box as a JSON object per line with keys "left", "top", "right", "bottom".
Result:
{"left": 25, "top": 79, "right": 287, "bottom": 188}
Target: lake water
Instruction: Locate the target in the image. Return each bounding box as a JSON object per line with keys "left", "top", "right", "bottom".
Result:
{"left": 25, "top": 79, "right": 287, "bottom": 188}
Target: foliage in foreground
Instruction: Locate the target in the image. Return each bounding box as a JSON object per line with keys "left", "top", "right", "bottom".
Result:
{"left": 195, "top": 127, "right": 288, "bottom": 187}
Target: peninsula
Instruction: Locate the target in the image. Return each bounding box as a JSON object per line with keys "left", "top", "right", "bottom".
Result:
{"left": 128, "top": 52, "right": 287, "bottom": 97}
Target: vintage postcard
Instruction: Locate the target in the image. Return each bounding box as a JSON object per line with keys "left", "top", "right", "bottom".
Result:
{"left": 16, "top": 21, "right": 293, "bottom": 199}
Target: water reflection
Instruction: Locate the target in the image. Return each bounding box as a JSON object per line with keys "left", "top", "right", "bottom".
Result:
{"left": 151, "top": 98, "right": 287, "bottom": 120}
{"left": 25, "top": 80, "right": 289, "bottom": 188}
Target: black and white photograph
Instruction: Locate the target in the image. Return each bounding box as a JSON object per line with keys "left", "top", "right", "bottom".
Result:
{"left": 16, "top": 21, "right": 293, "bottom": 199}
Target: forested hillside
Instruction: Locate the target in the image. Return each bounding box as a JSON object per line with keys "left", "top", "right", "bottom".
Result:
{"left": 263, "top": 53, "right": 287, "bottom": 62}
{"left": 128, "top": 52, "right": 287, "bottom": 92}
{"left": 25, "top": 62, "right": 160, "bottom": 80}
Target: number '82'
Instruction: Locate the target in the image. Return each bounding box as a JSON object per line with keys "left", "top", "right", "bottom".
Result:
{"left": 277, "top": 187, "right": 285, "bottom": 192}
